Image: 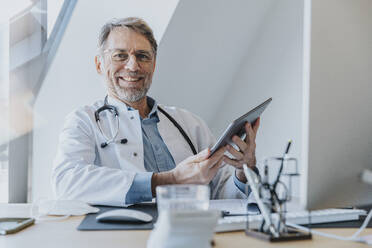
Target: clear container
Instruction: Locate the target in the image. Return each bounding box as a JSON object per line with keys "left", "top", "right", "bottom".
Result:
{"left": 156, "top": 185, "right": 210, "bottom": 213}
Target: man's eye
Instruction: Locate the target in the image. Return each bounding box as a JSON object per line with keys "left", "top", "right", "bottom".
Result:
{"left": 137, "top": 54, "right": 151, "bottom": 61}
{"left": 113, "top": 53, "right": 128, "bottom": 60}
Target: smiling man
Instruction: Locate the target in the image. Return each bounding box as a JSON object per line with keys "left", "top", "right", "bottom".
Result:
{"left": 52, "top": 17, "right": 260, "bottom": 206}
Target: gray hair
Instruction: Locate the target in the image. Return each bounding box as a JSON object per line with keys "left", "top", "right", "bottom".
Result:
{"left": 98, "top": 17, "right": 157, "bottom": 56}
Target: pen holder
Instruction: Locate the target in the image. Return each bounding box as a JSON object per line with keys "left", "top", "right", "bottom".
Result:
{"left": 262, "top": 156, "right": 299, "bottom": 202}
{"left": 243, "top": 164, "right": 311, "bottom": 242}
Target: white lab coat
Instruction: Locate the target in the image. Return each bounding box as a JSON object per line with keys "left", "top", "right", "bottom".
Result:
{"left": 52, "top": 96, "right": 247, "bottom": 206}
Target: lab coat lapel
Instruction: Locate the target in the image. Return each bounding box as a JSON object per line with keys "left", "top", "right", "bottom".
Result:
{"left": 157, "top": 107, "right": 194, "bottom": 166}
{"left": 107, "top": 97, "right": 145, "bottom": 172}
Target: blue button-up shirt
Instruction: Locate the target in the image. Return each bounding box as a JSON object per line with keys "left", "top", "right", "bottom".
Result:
{"left": 125, "top": 97, "right": 248, "bottom": 204}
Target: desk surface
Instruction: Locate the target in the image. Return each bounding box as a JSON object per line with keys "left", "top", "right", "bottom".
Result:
{"left": 1, "top": 204, "right": 371, "bottom": 248}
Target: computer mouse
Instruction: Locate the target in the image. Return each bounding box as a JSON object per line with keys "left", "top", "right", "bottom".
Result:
{"left": 96, "top": 209, "right": 153, "bottom": 223}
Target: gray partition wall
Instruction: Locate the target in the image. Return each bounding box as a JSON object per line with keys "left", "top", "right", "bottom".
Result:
{"left": 301, "top": 0, "right": 372, "bottom": 209}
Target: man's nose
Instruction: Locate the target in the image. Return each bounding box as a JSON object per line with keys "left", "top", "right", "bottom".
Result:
{"left": 125, "top": 55, "right": 140, "bottom": 71}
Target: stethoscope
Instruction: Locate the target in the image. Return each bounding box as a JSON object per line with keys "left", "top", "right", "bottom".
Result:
{"left": 94, "top": 96, "right": 197, "bottom": 155}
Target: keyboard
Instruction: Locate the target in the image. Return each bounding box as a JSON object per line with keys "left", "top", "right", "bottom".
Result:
{"left": 216, "top": 208, "right": 366, "bottom": 233}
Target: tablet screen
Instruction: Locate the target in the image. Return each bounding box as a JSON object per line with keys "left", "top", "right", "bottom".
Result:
{"left": 209, "top": 98, "right": 272, "bottom": 157}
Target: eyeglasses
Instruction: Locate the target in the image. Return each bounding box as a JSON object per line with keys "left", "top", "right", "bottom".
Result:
{"left": 102, "top": 49, "right": 154, "bottom": 64}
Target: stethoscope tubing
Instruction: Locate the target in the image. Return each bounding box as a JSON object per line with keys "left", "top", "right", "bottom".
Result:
{"left": 94, "top": 96, "right": 197, "bottom": 155}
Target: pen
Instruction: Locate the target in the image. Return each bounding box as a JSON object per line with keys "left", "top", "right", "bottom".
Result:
{"left": 273, "top": 140, "right": 292, "bottom": 189}
{"left": 284, "top": 140, "right": 292, "bottom": 155}
{"left": 222, "top": 210, "right": 261, "bottom": 217}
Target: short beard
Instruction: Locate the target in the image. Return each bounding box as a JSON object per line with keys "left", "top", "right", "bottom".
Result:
{"left": 108, "top": 77, "right": 151, "bottom": 103}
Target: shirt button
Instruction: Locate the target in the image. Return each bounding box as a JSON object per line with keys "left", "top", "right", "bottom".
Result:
{"left": 133, "top": 152, "right": 137, "bottom": 157}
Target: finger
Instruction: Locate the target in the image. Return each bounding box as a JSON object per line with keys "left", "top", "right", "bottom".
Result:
{"left": 226, "top": 144, "right": 244, "bottom": 160}
{"left": 210, "top": 146, "right": 226, "bottom": 160}
{"left": 253, "top": 117, "right": 260, "bottom": 133}
{"left": 218, "top": 162, "right": 227, "bottom": 170}
{"left": 232, "top": 135, "right": 248, "bottom": 152}
{"left": 201, "top": 147, "right": 226, "bottom": 169}
{"left": 189, "top": 148, "right": 210, "bottom": 163}
{"left": 244, "top": 122, "right": 256, "bottom": 144}
{"left": 208, "top": 156, "right": 224, "bottom": 176}
{"left": 223, "top": 156, "right": 243, "bottom": 169}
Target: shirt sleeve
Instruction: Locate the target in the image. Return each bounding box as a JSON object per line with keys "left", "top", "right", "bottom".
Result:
{"left": 233, "top": 171, "right": 250, "bottom": 195}
{"left": 233, "top": 167, "right": 260, "bottom": 195}
{"left": 125, "top": 172, "right": 153, "bottom": 204}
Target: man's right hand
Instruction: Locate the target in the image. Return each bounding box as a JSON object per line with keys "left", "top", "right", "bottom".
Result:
{"left": 151, "top": 147, "right": 226, "bottom": 196}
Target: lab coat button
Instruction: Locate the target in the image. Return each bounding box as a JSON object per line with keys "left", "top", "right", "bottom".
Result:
{"left": 130, "top": 116, "right": 134, "bottom": 120}
{"left": 133, "top": 152, "right": 137, "bottom": 157}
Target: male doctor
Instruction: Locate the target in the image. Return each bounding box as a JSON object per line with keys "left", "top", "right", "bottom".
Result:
{"left": 52, "top": 17, "right": 260, "bottom": 206}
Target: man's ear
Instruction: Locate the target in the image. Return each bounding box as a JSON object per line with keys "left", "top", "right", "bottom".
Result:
{"left": 95, "top": 55, "right": 103, "bottom": 74}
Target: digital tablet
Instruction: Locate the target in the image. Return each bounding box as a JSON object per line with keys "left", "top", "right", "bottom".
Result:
{"left": 209, "top": 97, "right": 272, "bottom": 157}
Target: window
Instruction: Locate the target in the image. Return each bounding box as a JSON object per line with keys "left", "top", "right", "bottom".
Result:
{"left": 0, "top": 0, "right": 69, "bottom": 203}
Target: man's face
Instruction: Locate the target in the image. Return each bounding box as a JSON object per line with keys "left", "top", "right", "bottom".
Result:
{"left": 96, "top": 27, "right": 156, "bottom": 102}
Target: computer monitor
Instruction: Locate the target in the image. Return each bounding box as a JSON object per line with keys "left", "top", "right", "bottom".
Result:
{"left": 299, "top": 0, "right": 372, "bottom": 210}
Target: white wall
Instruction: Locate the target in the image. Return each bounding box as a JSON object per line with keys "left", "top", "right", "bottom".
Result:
{"left": 32, "top": 0, "right": 179, "bottom": 200}
{"left": 32, "top": 0, "right": 305, "bottom": 201}
{"left": 212, "top": 0, "right": 304, "bottom": 197}
{"left": 151, "top": 0, "right": 274, "bottom": 124}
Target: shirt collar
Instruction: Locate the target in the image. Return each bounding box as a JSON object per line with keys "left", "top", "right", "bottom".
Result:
{"left": 106, "top": 95, "right": 159, "bottom": 121}
{"left": 146, "top": 96, "right": 159, "bottom": 121}
{"left": 106, "top": 95, "right": 132, "bottom": 115}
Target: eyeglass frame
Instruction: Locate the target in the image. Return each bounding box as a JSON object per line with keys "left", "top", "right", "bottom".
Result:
{"left": 100, "top": 48, "right": 155, "bottom": 65}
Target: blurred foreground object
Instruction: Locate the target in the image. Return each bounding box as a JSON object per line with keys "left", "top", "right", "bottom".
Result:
{"left": 361, "top": 169, "right": 372, "bottom": 186}
{"left": 0, "top": 91, "right": 36, "bottom": 146}
{"left": 147, "top": 185, "right": 218, "bottom": 248}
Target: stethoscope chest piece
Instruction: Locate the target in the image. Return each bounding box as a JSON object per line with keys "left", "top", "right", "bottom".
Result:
{"left": 95, "top": 96, "right": 127, "bottom": 149}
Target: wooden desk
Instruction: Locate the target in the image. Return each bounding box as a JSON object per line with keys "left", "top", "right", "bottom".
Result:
{"left": 1, "top": 204, "right": 371, "bottom": 248}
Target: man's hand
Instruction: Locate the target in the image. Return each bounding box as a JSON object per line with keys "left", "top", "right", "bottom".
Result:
{"left": 172, "top": 147, "right": 226, "bottom": 184}
{"left": 151, "top": 147, "right": 226, "bottom": 196}
{"left": 224, "top": 117, "right": 260, "bottom": 183}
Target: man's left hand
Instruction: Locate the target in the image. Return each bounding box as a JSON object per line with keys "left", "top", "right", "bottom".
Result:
{"left": 223, "top": 117, "right": 260, "bottom": 183}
